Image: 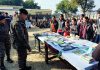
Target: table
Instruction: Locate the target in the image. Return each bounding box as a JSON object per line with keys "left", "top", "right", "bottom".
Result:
{"left": 33, "top": 32, "right": 60, "bottom": 52}
{"left": 33, "top": 33, "right": 41, "bottom": 52}
{"left": 45, "top": 37, "right": 98, "bottom": 70}
{"left": 38, "top": 34, "right": 98, "bottom": 70}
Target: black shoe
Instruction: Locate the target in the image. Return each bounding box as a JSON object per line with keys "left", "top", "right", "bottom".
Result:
{"left": 6, "top": 59, "right": 14, "bottom": 63}
{"left": 19, "top": 66, "right": 32, "bottom": 70}
{"left": 26, "top": 66, "right": 31, "bottom": 70}
{"left": 0, "top": 66, "right": 7, "bottom": 70}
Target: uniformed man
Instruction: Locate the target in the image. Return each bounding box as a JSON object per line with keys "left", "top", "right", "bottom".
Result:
{"left": 11, "top": 8, "right": 32, "bottom": 70}
{"left": 3, "top": 12, "right": 14, "bottom": 63}
{"left": 0, "top": 15, "right": 7, "bottom": 70}
{"left": 5, "top": 12, "right": 12, "bottom": 30}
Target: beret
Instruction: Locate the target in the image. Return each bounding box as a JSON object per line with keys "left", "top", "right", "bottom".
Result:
{"left": 19, "top": 8, "right": 28, "bottom": 15}
{"left": 0, "top": 15, "right": 5, "bottom": 20}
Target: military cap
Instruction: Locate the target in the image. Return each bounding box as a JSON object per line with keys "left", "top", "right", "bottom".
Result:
{"left": 19, "top": 8, "right": 28, "bottom": 15}
{"left": 0, "top": 15, "right": 5, "bottom": 20}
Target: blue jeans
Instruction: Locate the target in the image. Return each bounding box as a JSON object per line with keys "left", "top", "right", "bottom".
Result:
{"left": 94, "top": 34, "right": 100, "bottom": 43}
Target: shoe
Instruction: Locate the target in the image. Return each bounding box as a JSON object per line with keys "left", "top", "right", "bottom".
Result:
{"left": 26, "top": 66, "right": 31, "bottom": 70}
{"left": 0, "top": 66, "right": 7, "bottom": 70}
{"left": 6, "top": 59, "right": 14, "bottom": 63}
{"left": 19, "top": 66, "right": 32, "bottom": 70}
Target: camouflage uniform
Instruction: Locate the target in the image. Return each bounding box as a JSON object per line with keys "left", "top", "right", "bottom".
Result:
{"left": 4, "top": 23, "right": 12, "bottom": 61}
{"left": 11, "top": 20, "right": 31, "bottom": 69}
{"left": 0, "top": 43, "right": 5, "bottom": 58}
{"left": 0, "top": 23, "right": 8, "bottom": 68}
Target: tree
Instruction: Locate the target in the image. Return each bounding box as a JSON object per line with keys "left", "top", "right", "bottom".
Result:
{"left": 0, "top": 0, "right": 10, "bottom": 5}
{"left": 97, "top": 8, "right": 100, "bottom": 12}
{"left": 0, "top": 0, "right": 40, "bottom": 9}
{"left": 12, "top": 0, "right": 23, "bottom": 6}
{"left": 69, "top": 0, "right": 78, "bottom": 13}
{"left": 23, "top": 0, "right": 40, "bottom": 9}
{"left": 56, "top": 0, "right": 78, "bottom": 14}
{"left": 0, "top": 0, "right": 23, "bottom": 6}
{"left": 76, "top": 0, "right": 95, "bottom": 14}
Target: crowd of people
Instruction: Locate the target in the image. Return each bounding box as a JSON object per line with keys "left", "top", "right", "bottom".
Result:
{"left": 50, "top": 11, "right": 100, "bottom": 69}
{"left": 35, "top": 19, "right": 50, "bottom": 28}
{"left": 50, "top": 13, "right": 100, "bottom": 43}
{"left": 0, "top": 8, "right": 100, "bottom": 70}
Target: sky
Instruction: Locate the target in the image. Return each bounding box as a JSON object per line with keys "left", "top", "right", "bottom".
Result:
{"left": 23, "top": 0, "right": 100, "bottom": 13}
{"left": 94, "top": 0, "right": 100, "bottom": 10}
{"left": 34, "top": 0, "right": 100, "bottom": 13}
{"left": 34, "top": 0, "right": 61, "bottom": 13}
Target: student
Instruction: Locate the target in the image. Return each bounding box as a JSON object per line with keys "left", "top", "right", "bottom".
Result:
{"left": 77, "top": 14, "right": 85, "bottom": 36}
{"left": 63, "top": 19, "right": 70, "bottom": 36}
{"left": 79, "top": 17, "right": 94, "bottom": 41}
{"left": 92, "top": 43, "right": 100, "bottom": 70}
{"left": 57, "top": 14, "right": 65, "bottom": 35}
{"left": 50, "top": 16, "right": 58, "bottom": 32}
{"left": 94, "top": 10, "right": 100, "bottom": 43}
{"left": 70, "top": 18, "right": 78, "bottom": 36}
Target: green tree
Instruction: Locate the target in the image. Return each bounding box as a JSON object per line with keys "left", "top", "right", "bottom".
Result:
{"left": 56, "top": 0, "right": 78, "bottom": 14}
{"left": 23, "top": 0, "right": 40, "bottom": 9}
{"left": 76, "top": 0, "right": 95, "bottom": 14}
{"left": 69, "top": 0, "right": 78, "bottom": 13}
{"left": 0, "top": 0, "right": 40, "bottom": 9}
{"left": 0, "top": 0, "right": 23, "bottom": 6}
{"left": 12, "top": 0, "right": 23, "bottom": 6}
{"left": 0, "top": 0, "right": 9, "bottom": 5}
{"left": 97, "top": 8, "right": 100, "bottom": 12}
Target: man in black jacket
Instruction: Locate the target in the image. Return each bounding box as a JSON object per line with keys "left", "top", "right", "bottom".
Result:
{"left": 4, "top": 12, "right": 14, "bottom": 63}
{"left": 0, "top": 15, "right": 7, "bottom": 70}
{"left": 11, "top": 8, "right": 32, "bottom": 70}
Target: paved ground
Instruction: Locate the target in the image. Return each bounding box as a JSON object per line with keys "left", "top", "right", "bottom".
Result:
{"left": 5, "top": 26, "right": 74, "bottom": 70}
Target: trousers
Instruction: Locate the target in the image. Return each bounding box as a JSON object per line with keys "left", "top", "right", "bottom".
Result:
{"left": 0, "top": 42, "right": 5, "bottom": 67}
{"left": 5, "top": 36, "right": 11, "bottom": 59}
{"left": 17, "top": 45, "right": 27, "bottom": 68}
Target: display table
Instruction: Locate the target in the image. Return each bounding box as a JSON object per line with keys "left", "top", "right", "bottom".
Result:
{"left": 33, "top": 32, "right": 60, "bottom": 52}
{"left": 34, "top": 32, "right": 98, "bottom": 70}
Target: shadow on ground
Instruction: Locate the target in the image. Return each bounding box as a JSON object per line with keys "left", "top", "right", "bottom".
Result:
{"left": 5, "top": 28, "right": 76, "bottom": 70}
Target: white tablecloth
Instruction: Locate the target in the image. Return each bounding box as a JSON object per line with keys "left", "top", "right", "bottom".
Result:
{"left": 38, "top": 35, "right": 98, "bottom": 70}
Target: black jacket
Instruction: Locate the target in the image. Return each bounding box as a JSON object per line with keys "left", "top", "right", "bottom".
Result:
{"left": 0, "top": 23, "right": 9, "bottom": 42}
{"left": 86, "top": 23, "right": 94, "bottom": 41}
{"left": 11, "top": 20, "right": 30, "bottom": 50}
{"left": 52, "top": 20, "right": 58, "bottom": 31}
